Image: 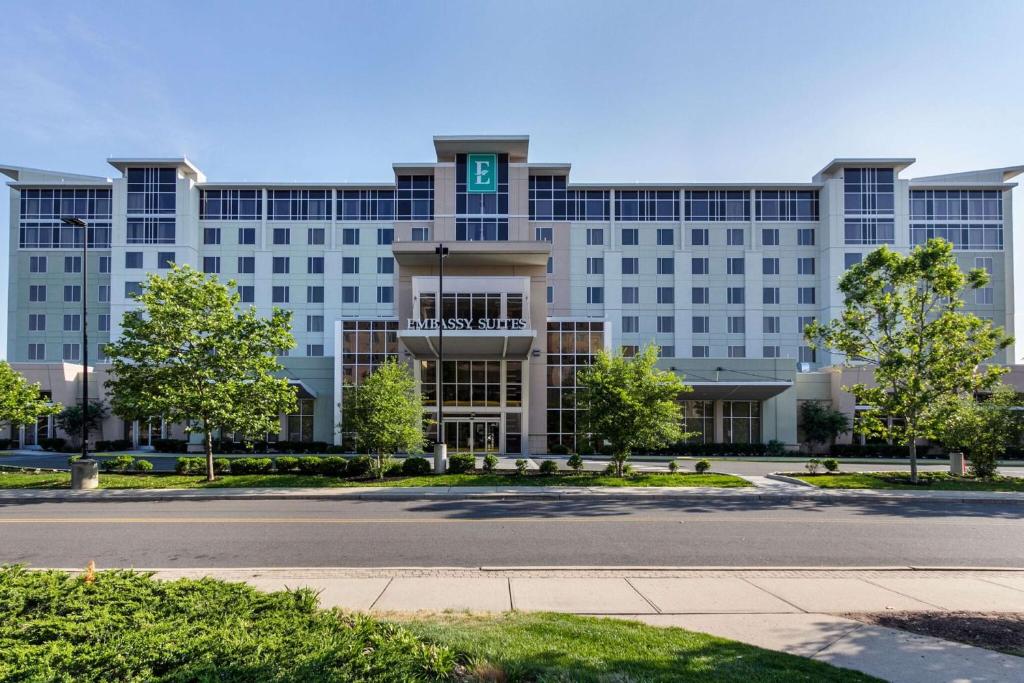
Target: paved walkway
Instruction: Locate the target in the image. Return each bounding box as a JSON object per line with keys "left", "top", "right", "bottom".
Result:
{"left": 136, "top": 567, "right": 1024, "bottom": 683}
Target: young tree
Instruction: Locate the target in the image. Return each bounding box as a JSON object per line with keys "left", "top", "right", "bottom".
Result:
{"left": 341, "top": 359, "right": 424, "bottom": 479}
{"left": 576, "top": 344, "right": 692, "bottom": 476}
{"left": 799, "top": 401, "right": 850, "bottom": 452}
{"left": 935, "top": 384, "right": 1022, "bottom": 478}
{"left": 55, "top": 400, "right": 109, "bottom": 447}
{"left": 105, "top": 265, "right": 297, "bottom": 481}
{"left": 805, "top": 239, "right": 1012, "bottom": 482}
{"left": 0, "top": 361, "right": 60, "bottom": 433}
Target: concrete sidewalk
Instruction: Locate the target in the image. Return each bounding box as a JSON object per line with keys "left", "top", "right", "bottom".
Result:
{"left": 139, "top": 567, "right": 1023, "bottom": 683}
{"left": 2, "top": 483, "right": 1023, "bottom": 505}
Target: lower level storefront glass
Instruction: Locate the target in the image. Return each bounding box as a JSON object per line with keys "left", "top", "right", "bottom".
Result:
{"left": 723, "top": 400, "right": 761, "bottom": 443}
{"left": 681, "top": 400, "right": 714, "bottom": 443}
{"left": 287, "top": 397, "right": 315, "bottom": 442}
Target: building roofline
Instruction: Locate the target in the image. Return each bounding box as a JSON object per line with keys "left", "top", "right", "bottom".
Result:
{"left": 0, "top": 164, "right": 110, "bottom": 183}
{"left": 196, "top": 181, "right": 396, "bottom": 190}
{"left": 814, "top": 157, "right": 916, "bottom": 180}
{"left": 106, "top": 156, "right": 203, "bottom": 177}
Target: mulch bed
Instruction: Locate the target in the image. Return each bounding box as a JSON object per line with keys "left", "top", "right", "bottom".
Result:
{"left": 844, "top": 611, "right": 1024, "bottom": 657}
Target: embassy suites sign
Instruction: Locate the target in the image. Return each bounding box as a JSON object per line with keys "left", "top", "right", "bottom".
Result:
{"left": 406, "top": 317, "right": 528, "bottom": 331}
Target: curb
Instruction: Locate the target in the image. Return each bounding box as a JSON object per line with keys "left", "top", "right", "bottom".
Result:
{"left": 765, "top": 473, "right": 816, "bottom": 487}
{"left": 0, "top": 488, "right": 1023, "bottom": 505}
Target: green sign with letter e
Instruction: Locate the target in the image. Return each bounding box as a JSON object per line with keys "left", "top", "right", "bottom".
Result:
{"left": 466, "top": 153, "right": 498, "bottom": 193}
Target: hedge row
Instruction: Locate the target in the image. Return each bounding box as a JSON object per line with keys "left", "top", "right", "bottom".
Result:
{"left": 174, "top": 455, "right": 435, "bottom": 477}
{"left": 153, "top": 439, "right": 348, "bottom": 454}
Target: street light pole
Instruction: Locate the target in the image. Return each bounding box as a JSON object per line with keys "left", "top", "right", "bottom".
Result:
{"left": 433, "top": 243, "right": 449, "bottom": 473}
{"left": 60, "top": 216, "right": 91, "bottom": 461}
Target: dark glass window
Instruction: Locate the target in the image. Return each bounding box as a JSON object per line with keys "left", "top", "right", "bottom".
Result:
{"left": 456, "top": 154, "right": 508, "bottom": 216}
{"left": 200, "top": 189, "right": 262, "bottom": 219}
{"left": 844, "top": 168, "right": 894, "bottom": 215}
{"left": 614, "top": 190, "right": 679, "bottom": 221}
{"left": 528, "top": 176, "right": 610, "bottom": 221}
{"left": 755, "top": 190, "right": 819, "bottom": 221}
{"left": 684, "top": 190, "right": 750, "bottom": 221}
{"left": 267, "top": 189, "right": 331, "bottom": 220}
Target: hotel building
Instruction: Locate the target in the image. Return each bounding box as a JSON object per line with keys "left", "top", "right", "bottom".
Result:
{"left": 3, "top": 136, "right": 1021, "bottom": 453}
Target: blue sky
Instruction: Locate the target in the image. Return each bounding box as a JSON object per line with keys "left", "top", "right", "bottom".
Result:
{"left": 3, "top": 0, "right": 1024, "bottom": 357}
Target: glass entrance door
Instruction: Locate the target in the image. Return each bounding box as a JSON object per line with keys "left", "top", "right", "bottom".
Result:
{"left": 445, "top": 418, "right": 500, "bottom": 454}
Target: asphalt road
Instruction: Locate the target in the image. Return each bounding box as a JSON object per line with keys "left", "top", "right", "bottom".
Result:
{"left": 2, "top": 498, "right": 1021, "bottom": 569}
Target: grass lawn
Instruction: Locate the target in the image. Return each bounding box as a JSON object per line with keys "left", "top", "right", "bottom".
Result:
{"left": 792, "top": 471, "right": 1024, "bottom": 492}
{"left": 0, "top": 567, "right": 876, "bottom": 682}
{"left": 0, "top": 470, "right": 749, "bottom": 489}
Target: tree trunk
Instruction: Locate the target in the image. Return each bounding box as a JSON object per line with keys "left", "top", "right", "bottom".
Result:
{"left": 909, "top": 440, "right": 918, "bottom": 484}
{"left": 205, "top": 425, "right": 215, "bottom": 482}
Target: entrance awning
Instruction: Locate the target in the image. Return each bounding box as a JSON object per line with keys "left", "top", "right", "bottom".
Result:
{"left": 399, "top": 329, "right": 536, "bottom": 360}
{"left": 685, "top": 381, "right": 792, "bottom": 400}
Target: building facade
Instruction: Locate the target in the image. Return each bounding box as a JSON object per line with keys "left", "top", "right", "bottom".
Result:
{"left": 3, "top": 136, "right": 1021, "bottom": 453}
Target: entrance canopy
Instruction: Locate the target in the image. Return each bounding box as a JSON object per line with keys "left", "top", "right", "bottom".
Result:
{"left": 685, "top": 381, "right": 792, "bottom": 400}
{"left": 398, "top": 329, "right": 536, "bottom": 360}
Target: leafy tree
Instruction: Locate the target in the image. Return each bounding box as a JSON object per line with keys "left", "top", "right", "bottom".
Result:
{"left": 799, "top": 401, "right": 850, "bottom": 452}
{"left": 576, "top": 344, "right": 692, "bottom": 476}
{"left": 805, "top": 239, "right": 1012, "bottom": 482}
{"left": 934, "top": 384, "right": 1022, "bottom": 478}
{"left": 55, "top": 400, "right": 109, "bottom": 447}
{"left": 341, "top": 359, "right": 424, "bottom": 479}
{"left": 105, "top": 265, "right": 297, "bottom": 481}
{"left": 0, "top": 361, "right": 60, "bottom": 431}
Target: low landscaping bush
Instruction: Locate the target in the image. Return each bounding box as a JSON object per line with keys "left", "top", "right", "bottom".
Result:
{"left": 213, "top": 458, "right": 231, "bottom": 475}
{"left": 231, "top": 457, "right": 274, "bottom": 475}
{"left": 296, "top": 456, "right": 324, "bottom": 475}
{"left": 695, "top": 459, "right": 711, "bottom": 474}
{"left": 482, "top": 453, "right": 499, "bottom": 473}
{"left": 548, "top": 443, "right": 570, "bottom": 456}
{"left": 134, "top": 459, "right": 153, "bottom": 473}
{"left": 515, "top": 459, "right": 529, "bottom": 476}
{"left": 828, "top": 443, "right": 943, "bottom": 459}
{"left": 175, "top": 457, "right": 205, "bottom": 475}
{"left": 603, "top": 463, "right": 617, "bottom": 475}
{"left": 566, "top": 453, "right": 584, "bottom": 473}
{"left": 384, "top": 460, "right": 403, "bottom": 477}
{"left": 539, "top": 459, "right": 558, "bottom": 475}
{"left": 402, "top": 456, "right": 431, "bottom": 476}
{"left": 95, "top": 439, "right": 132, "bottom": 452}
{"left": 320, "top": 456, "right": 348, "bottom": 477}
{"left": 447, "top": 453, "right": 476, "bottom": 474}
{"left": 101, "top": 455, "right": 136, "bottom": 472}
{"left": 154, "top": 439, "right": 188, "bottom": 453}
{"left": 805, "top": 458, "right": 821, "bottom": 474}
{"left": 39, "top": 438, "right": 69, "bottom": 452}
{"left": 668, "top": 460, "right": 679, "bottom": 473}
{"left": 274, "top": 456, "right": 300, "bottom": 473}
{"left": 822, "top": 458, "right": 839, "bottom": 473}
{"left": 325, "top": 444, "right": 347, "bottom": 454}
{"left": 346, "top": 455, "right": 372, "bottom": 478}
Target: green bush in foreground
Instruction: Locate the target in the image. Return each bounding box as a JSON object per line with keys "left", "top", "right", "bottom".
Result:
{"left": 402, "top": 456, "right": 432, "bottom": 476}
{"left": 0, "top": 566, "right": 455, "bottom": 682}
{"left": 695, "top": 459, "right": 711, "bottom": 474}
{"left": 447, "top": 453, "right": 475, "bottom": 474}
{"left": 538, "top": 459, "right": 559, "bottom": 475}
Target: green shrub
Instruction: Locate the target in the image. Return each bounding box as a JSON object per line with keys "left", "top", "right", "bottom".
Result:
{"left": 320, "top": 456, "right": 348, "bottom": 477}
{"left": 548, "top": 443, "right": 570, "bottom": 455}
{"left": 0, "top": 567, "right": 458, "bottom": 681}
{"left": 566, "top": 453, "right": 584, "bottom": 473}
{"left": 384, "top": 460, "right": 403, "bottom": 477}
{"left": 346, "top": 455, "right": 372, "bottom": 477}
{"left": 695, "top": 459, "right": 711, "bottom": 474}
{"left": 482, "top": 453, "right": 499, "bottom": 473}
{"left": 402, "top": 457, "right": 431, "bottom": 476}
{"left": 822, "top": 458, "right": 839, "bottom": 473}
{"left": 603, "top": 462, "right": 617, "bottom": 475}
{"left": 133, "top": 459, "right": 153, "bottom": 473}
{"left": 101, "top": 455, "right": 135, "bottom": 472}
{"left": 447, "top": 453, "right": 476, "bottom": 474}
{"left": 232, "top": 457, "right": 274, "bottom": 475}
{"left": 154, "top": 439, "right": 188, "bottom": 453}
{"left": 805, "top": 458, "right": 822, "bottom": 474}
{"left": 274, "top": 456, "right": 300, "bottom": 473}
{"left": 539, "top": 459, "right": 558, "bottom": 475}
{"left": 622, "top": 464, "right": 634, "bottom": 476}
{"left": 765, "top": 440, "right": 787, "bottom": 457}
{"left": 668, "top": 460, "right": 679, "bottom": 473}
{"left": 515, "top": 459, "right": 529, "bottom": 476}
{"left": 296, "top": 456, "right": 324, "bottom": 475}
{"left": 175, "top": 457, "right": 204, "bottom": 475}
{"left": 213, "top": 458, "right": 231, "bottom": 475}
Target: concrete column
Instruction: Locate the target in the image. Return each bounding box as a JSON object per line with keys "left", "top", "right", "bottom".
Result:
{"left": 713, "top": 399, "right": 725, "bottom": 443}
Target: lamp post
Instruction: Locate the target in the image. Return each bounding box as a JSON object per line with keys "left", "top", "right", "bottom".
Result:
{"left": 433, "top": 243, "right": 449, "bottom": 473}
{"left": 60, "top": 216, "right": 92, "bottom": 462}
